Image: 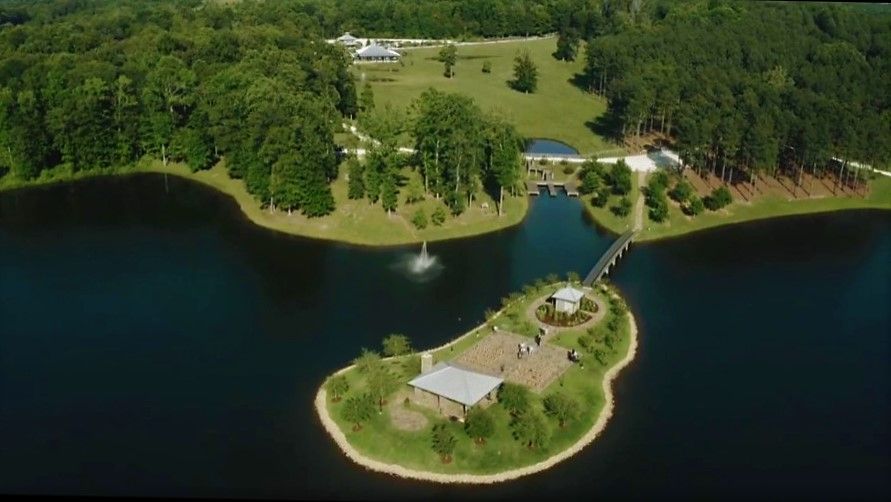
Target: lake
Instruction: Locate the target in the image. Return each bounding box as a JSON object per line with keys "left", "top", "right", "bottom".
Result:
{"left": 525, "top": 139, "right": 579, "bottom": 156}
{"left": 1, "top": 174, "right": 888, "bottom": 499}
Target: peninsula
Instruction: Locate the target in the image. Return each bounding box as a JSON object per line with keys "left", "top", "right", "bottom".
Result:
{"left": 315, "top": 278, "right": 637, "bottom": 482}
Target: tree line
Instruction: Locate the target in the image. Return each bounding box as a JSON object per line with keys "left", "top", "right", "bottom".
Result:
{"left": 580, "top": 1, "right": 891, "bottom": 192}
{"left": 351, "top": 87, "right": 525, "bottom": 219}
{"left": 0, "top": 0, "right": 358, "bottom": 217}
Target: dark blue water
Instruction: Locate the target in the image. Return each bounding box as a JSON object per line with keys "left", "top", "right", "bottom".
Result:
{"left": 0, "top": 175, "right": 888, "bottom": 499}
{"left": 525, "top": 139, "right": 579, "bottom": 155}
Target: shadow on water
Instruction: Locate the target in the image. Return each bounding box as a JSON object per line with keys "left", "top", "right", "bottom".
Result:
{"left": 0, "top": 174, "right": 888, "bottom": 499}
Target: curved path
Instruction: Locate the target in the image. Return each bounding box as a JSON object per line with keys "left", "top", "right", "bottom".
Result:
{"left": 314, "top": 305, "right": 639, "bottom": 484}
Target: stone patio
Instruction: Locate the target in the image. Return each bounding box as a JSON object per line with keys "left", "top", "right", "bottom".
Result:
{"left": 453, "top": 331, "right": 572, "bottom": 393}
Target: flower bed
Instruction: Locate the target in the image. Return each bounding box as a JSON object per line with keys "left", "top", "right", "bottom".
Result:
{"left": 535, "top": 303, "right": 593, "bottom": 327}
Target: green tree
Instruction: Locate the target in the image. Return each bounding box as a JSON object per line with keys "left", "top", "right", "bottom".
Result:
{"left": 411, "top": 208, "right": 428, "bottom": 229}
{"left": 511, "top": 409, "right": 550, "bottom": 449}
{"left": 431, "top": 205, "right": 447, "bottom": 225}
{"left": 353, "top": 348, "right": 383, "bottom": 374}
{"left": 464, "top": 407, "right": 495, "bottom": 444}
{"left": 347, "top": 158, "right": 365, "bottom": 199}
{"left": 431, "top": 423, "right": 457, "bottom": 463}
{"left": 438, "top": 44, "right": 457, "bottom": 78}
{"left": 608, "top": 161, "right": 632, "bottom": 195}
{"left": 554, "top": 28, "right": 580, "bottom": 62}
{"left": 342, "top": 394, "right": 375, "bottom": 431}
{"left": 511, "top": 50, "right": 538, "bottom": 93}
{"left": 382, "top": 334, "right": 412, "bottom": 356}
{"left": 367, "top": 366, "right": 399, "bottom": 412}
{"left": 359, "top": 82, "right": 375, "bottom": 115}
{"left": 326, "top": 376, "right": 349, "bottom": 403}
{"left": 669, "top": 179, "right": 694, "bottom": 203}
{"left": 482, "top": 61, "right": 492, "bottom": 74}
{"left": 686, "top": 195, "right": 705, "bottom": 215}
{"left": 543, "top": 393, "right": 580, "bottom": 427}
{"left": 498, "top": 382, "right": 532, "bottom": 416}
{"left": 611, "top": 197, "right": 632, "bottom": 217}
{"left": 704, "top": 185, "right": 732, "bottom": 210}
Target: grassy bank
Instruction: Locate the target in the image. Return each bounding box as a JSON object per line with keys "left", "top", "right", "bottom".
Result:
{"left": 358, "top": 37, "right": 619, "bottom": 156}
{"left": 0, "top": 159, "right": 528, "bottom": 247}
{"left": 321, "top": 281, "right": 633, "bottom": 476}
{"left": 638, "top": 175, "right": 891, "bottom": 241}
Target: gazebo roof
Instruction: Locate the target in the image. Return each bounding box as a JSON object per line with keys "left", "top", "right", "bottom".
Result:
{"left": 356, "top": 44, "right": 400, "bottom": 59}
{"left": 408, "top": 362, "right": 503, "bottom": 407}
{"left": 551, "top": 285, "right": 585, "bottom": 303}
{"left": 337, "top": 32, "right": 358, "bottom": 43}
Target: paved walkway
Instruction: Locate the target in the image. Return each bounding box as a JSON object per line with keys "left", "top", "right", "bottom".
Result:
{"left": 634, "top": 171, "right": 646, "bottom": 231}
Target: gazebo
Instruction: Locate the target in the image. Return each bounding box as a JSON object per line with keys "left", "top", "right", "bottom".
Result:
{"left": 409, "top": 358, "right": 503, "bottom": 418}
{"left": 355, "top": 43, "right": 401, "bottom": 62}
{"left": 335, "top": 32, "right": 361, "bottom": 48}
{"left": 550, "top": 285, "right": 585, "bottom": 314}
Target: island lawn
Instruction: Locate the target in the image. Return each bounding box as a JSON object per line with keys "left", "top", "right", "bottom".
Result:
{"left": 357, "top": 37, "right": 620, "bottom": 157}
{"left": 322, "top": 283, "right": 632, "bottom": 474}
{"left": 638, "top": 173, "right": 891, "bottom": 241}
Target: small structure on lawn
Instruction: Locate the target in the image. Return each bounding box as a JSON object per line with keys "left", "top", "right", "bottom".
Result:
{"left": 355, "top": 43, "right": 401, "bottom": 62}
{"left": 550, "top": 285, "right": 585, "bottom": 314}
{"left": 409, "top": 354, "right": 503, "bottom": 418}
{"left": 335, "top": 32, "right": 362, "bottom": 48}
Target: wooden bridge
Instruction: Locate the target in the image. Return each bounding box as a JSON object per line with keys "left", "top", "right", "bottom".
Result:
{"left": 583, "top": 230, "right": 636, "bottom": 286}
{"left": 526, "top": 180, "right": 580, "bottom": 197}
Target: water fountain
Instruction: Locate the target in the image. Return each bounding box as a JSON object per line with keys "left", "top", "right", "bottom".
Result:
{"left": 410, "top": 241, "right": 437, "bottom": 274}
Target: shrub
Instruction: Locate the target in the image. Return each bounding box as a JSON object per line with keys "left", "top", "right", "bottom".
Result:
{"left": 445, "top": 191, "right": 465, "bottom": 216}
{"left": 685, "top": 195, "right": 705, "bottom": 215}
{"left": 411, "top": 208, "right": 428, "bottom": 229}
{"left": 611, "top": 197, "right": 632, "bottom": 217}
{"left": 669, "top": 179, "right": 694, "bottom": 203}
{"left": 382, "top": 334, "right": 412, "bottom": 356}
{"left": 648, "top": 170, "right": 670, "bottom": 194}
{"left": 648, "top": 193, "right": 669, "bottom": 222}
{"left": 482, "top": 61, "right": 492, "bottom": 73}
{"left": 591, "top": 186, "right": 610, "bottom": 207}
{"left": 562, "top": 164, "right": 575, "bottom": 175}
{"left": 578, "top": 334, "right": 594, "bottom": 352}
{"left": 704, "top": 186, "right": 733, "bottom": 210}
{"left": 431, "top": 423, "right": 458, "bottom": 462}
{"left": 431, "top": 206, "right": 447, "bottom": 225}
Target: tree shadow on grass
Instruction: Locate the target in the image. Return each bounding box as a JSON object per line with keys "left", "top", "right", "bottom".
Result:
{"left": 568, "top": 72, "right": 593, "bottom": 93}
{"left": 586, "top": 111, "right": 623, "bottom": 144}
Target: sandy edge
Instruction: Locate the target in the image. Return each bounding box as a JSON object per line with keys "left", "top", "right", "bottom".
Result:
{"left": 313, "top": 305, "right": 639, "bottom": 484}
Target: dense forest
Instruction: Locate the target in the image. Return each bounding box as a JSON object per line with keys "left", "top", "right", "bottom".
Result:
{"left": 0, "top": 0, "right": 357, "bottom": 216}
{"left": 580, "top": 1, "right": 891, "bottom": 189}
{"left": 1, "top": 0, "right": 888, "bottom": 218}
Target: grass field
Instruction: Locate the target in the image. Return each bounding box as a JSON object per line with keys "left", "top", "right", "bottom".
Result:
{"left": 357, "top": 37, "right": 619, "bottom": 156}
{"left": 638, "top": 175, "right": 891, "bottom": 241}
{"left": 322, "top": 281, "right": 632, "bottom": 475}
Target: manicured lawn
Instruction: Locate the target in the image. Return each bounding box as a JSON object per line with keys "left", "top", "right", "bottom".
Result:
{"left": 323, "top": 281, "right": 632, "bottom": 475}
{"left": 357, "top": 38, "right": 620, "bottom": 156}
{"left": 638, "top": 175, "right": 891, "bottom": 241}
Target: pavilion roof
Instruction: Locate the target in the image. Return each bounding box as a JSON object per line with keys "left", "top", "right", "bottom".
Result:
{"left": 356, "top": 44, "right": 400, "bottom": 59}
{"left": 408, "top": 362, "right": 503, "bottom": 407}
{"left": 551, "top": 285, "right": 585, "bottom": 303}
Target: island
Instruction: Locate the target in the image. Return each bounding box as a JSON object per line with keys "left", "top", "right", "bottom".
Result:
{"left": 315, "top": 277, "right": 637, "bottom": 482}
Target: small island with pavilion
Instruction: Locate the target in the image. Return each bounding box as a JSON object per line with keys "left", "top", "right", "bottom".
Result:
{"left": 315, "top": 275, "right": 638, "bottom": 483}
